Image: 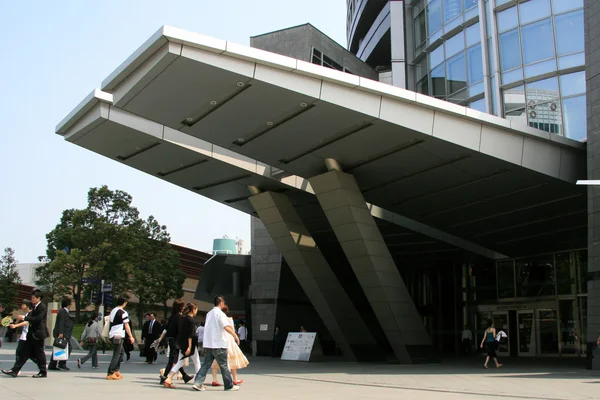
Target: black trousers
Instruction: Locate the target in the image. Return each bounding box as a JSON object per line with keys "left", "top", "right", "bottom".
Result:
{"left": 144, "top": 338, "right": 157, "bottom": 362}
{"left": 12, "top": 337, "right": 47, "bottom": 374}
{"left": 49, "top": 337, "right": 72, "bottom": 368}
{"left": 162, "top": 338, "right": 188, "bottom": 378}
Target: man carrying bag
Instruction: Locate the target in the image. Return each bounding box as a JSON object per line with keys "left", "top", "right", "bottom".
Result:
{"left": 49, "top": 298, "right": 74, "bottom": 371}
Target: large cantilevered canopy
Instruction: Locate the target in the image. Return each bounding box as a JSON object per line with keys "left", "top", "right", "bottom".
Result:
{"left": 57, "top": 26, "right": 586, "bottom": 258}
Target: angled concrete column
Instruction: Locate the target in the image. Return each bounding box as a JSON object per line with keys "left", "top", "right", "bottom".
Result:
{"left": 309, "top": 170, "right": 432, "bottom": 364}
{"left": 249, "top": 191, "right": 378, "bottom": 361}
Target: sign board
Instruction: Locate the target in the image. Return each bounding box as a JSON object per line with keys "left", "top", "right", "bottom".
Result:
{"left": 81, "top": 278, "right": 100, "bottom": 284}
{"left": 259, "top": 324, "right": 268, "bottom": 331}
{"left": 102, "top": 283, "right": 112, "bottom": 292}
{"left": 281, "top": 332, "right": 321, "bottom": 362}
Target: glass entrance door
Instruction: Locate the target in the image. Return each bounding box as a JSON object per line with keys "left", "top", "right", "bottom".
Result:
{"left": 517, "top": 311, "right": 535, "bottom": 356}
{"left": 537, "top": 309, "right": 559, "bottom": 355}
{"left": 492, "top": 312, "right": 510, "bottom": 356}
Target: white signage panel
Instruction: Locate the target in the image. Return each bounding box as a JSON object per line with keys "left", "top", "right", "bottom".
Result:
{"left": 281, "top": 332, "right": 317, "bottom": 361}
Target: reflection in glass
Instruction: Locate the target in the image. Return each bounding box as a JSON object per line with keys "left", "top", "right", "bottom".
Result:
{"left": 519, "top": 0, "right": 551, "bottom": 25}
{"left": 445, "top": 31, "right": 465, "bottom": 58}
{"left": 430, "top": 45, "right": 445, "bottom": 68}
{"left": 428, "top": 0, "right": 443, "bottom": 34}
{"left": 560, "top": 71, "right": 586, "bottom": 97}
{"left": 464, "top": 0, "right": 478, "bottom": 10}
{"left": 431, "top": 64, "right": 446, "bottom": 97}
{"left": 526, "top": 77, "right": 562, "bottom": 135}
{"left": 470, "top": 81, "right": 484, "bottom": 96}
{"left": 447, "top": 52, "right": 467, "bottom": 94}
{"left": 497, "top": 7, "right": 518, "bottom": 32}
{"left": 518, "top": 312, "right": 534, "bottom": 354}
{"left": 552, "top": 0, "right": 583, "bottom": 14}
{"left": 469, "top": 97, "right": 486, "bottom": 112}
{"left": 524, "top": 59, "right": 556, "bottom": 79}
{"left": 538, "top": 309, "right": 559, "bottom": 354}
{"left": 521, "top": 19, "right": 555, "bottom": 65}
{"left": 516, "top": 256, "right": 556, "bottom": 297}
{"left": 502, "top": 68, "right": 523, "bottom": 85}
{"left": 559, "top": 300, "right": 578, "bottom": 354}
{"left": 493, "top": 313, "right": 510, "bottom": 354}
{"left": 415, "top": 11, "right": 427, "bottom": 47}
{"left": 447, "top": 88, "right": 468, "bottom": 104}
{"left": 558, "top": 52, "right": 585, "bottom": 69}
{"left": 554, "top": 10, "right": 585, "bottom": 56}
{"left": 577, "top": 250, "right": 588, "bottom": 294}
{"left": 555, "top": 252, "right": 575, "bottom": 295}
{"left": 500, "top": 29, "right": 522, "bottom": 71}
{"left": 417, "top": 75, "right": 429, "bottom": 96}
{"left": 466, "top": 22, "right": 480, "bottom": 47}
{"left": 467, "top": 44, "right": 483, "bottom": 83}
{"left": 562, "top": 95, "right": 587, "bottom": 141}
{"left": 497, "top": 260, "right": 515, "bottom": 299}
{"left": 444, "top": 0, "right": 462, "bottom": 23}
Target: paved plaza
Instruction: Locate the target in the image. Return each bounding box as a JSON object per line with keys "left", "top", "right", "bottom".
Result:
{"left": 0, "top": 343, "right": 599, "bottom": 400}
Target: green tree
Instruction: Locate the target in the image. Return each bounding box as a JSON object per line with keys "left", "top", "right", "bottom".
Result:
{"left": 0, "top": 247, "right": 21, "bottom": 312}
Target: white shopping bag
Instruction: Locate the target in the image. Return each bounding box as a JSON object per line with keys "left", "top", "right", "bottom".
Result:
{"left": 53, "top": 344, "right": 69, "bottom": 361}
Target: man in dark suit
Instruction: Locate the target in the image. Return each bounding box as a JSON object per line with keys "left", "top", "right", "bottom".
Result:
{"left": 48, "top": 297, "right": 74, "bottom": 371}
{"left": 141, "top": 312, "right": 161, "bottom": 364}
{"left": 2, "top": 289, "right": 49, "bottom": 378}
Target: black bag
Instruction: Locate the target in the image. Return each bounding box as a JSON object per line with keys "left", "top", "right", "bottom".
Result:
{"left": 53, "top": 337, "right": 68, "bottom": 349}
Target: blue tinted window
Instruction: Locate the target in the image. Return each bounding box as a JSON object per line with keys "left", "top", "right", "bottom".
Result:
{"left": 562, "top": 95, "right": 587, "bottom": 141}
{"left": 558, "top": 52, "right": 585, "bottom": 69}
{"left": 524, "top": 59, "right": 556, "bottom": 78}
{"left": 430, "top": 45, "right": 445, "bottom": 68}
{"left": 496, "top": 0, "right": 512, "bottom": 5}
{"left": 445, "top": 31, "right": 465, "bottom": 57}
{"left": 555, "top": 10, "right": 584, "bottom": 56}
{"left": 470, "top": 81, "right": 485, "bottom": 96}
{"left": 428, "top": 0, "right": 443, "bottom": 34}
{"left": 560, "top": 71, "right": 586, "bottom": 97}
{"left": 500, "top": 29, "right": 522, "bottom": 71}
{"left": 447, "top": 52, "right": 467, "bottom": 94}
{"left": 498, "top": 7, "right": 518, "bottom": 32}
{"left": 464, "top": 0, "right": 478, "bottom": 10}
{"left": 552, "top": 0, "right": 583, "bottom": 14}
{"left": 466, "top": 23, "right": 481, "bottom": 47}
{"left": 444, "top": 0, "right": 462, "bottom": 23}
{"left": 468, "top": 44, "right": 483, "bottom": 83}
{"left": 503, "top": 68, "right": 523, "bottom": 85}
{"left": 491, "top": 76, "right": 499, "bottom": 115}
{"left": 432, "top": 64, "right": 446, "bottom": 97}
{"left": 519, "top": 0, "right": 551, "bottom": 25}
{"left": 469, "top": 98, "right": 486, "bottom": 112}
{"left": 521, "top": 19, "right": 555, "bottom": 64}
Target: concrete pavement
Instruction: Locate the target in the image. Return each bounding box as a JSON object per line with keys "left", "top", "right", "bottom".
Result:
{"left": 0, "top": 342, "right": 599, "bottom": 399}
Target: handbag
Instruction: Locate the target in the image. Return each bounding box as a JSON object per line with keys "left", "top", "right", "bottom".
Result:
{"left": 53, "top": 337, "right": 68, "bottom": 349}
{"left": 86, "top": 337, "right": 98, "bottom": 344}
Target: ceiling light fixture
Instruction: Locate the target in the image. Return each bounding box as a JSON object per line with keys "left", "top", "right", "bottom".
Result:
{"left": 266, "top": 121, "right": 273, "bottom": 126}
{"left": 299, "top": 102, "right": 307, "bottom": 108}
{"left": 209, "top": 100, "right": 217, "bottom": 105}
{"left": 237, "top": 82, "right": 245, "bottom": 87}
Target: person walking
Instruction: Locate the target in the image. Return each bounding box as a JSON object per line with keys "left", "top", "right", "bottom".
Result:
{"left": 163, "top": 303, "right": 202, "bottom": 389}
{"left": 48, "top": 297, "right": 74, "bottom": 371}
{"left": 156, "top": 299, "right": 193, "bottom": 385}
{"left": 142, "top": 313, "right": 161, "bottom": 364}
{"left": 1, "top": 300, "right": 32, "bottom": 375}
{"left": 480, "top": 320, "right": 503, "bottom": 369}
{"left": 237, "top": 321, "right": 248, "bottom": 355}
{"left": 210, "top": 305, "right": 248, "bottom": 386}
{"left": 196, "top": 321, "right": 205, "bottom": 357}
{"left": 192, "top": 295, "right": 240, "bottom": 392}
{"left": 106, "top": 295, "right": 134, "bottom": 381}
{"left": 2, "top": 290, "right": 49, "bottom": 378}
{"left": 461, "top": 325, "right": 473, "bottom": 355}
{"left": 77, "top": 314, "right": 103, "bottom": 369}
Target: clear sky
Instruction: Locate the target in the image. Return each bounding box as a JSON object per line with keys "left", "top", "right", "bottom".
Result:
{"left": 0, "top": 0, "right": 347, "bottom": 262}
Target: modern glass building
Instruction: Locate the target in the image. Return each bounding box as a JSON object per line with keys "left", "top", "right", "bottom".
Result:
{"left": 347, "top": 0, "right": 586, "bottom": 141}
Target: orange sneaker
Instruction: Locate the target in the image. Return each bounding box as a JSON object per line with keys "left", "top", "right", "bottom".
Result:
{"left": 106, "top": 374, "right": 119, "bottom": 380}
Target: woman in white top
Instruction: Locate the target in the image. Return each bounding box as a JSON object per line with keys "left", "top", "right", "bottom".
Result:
{"left": 1, "top": 300, "right": 32, "bottom": 376}
{"left": 78, "top": 315, "right": 104, "bottom": 368}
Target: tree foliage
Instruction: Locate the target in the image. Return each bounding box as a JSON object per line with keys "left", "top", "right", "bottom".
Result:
{"left": 0, "top": 247, "right": 21, "bottom": 312}
{"left": 36, "top": 186, "right": 181, "bottom": 320}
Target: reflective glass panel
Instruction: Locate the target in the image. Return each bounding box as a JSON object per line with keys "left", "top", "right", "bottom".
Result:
{"left": 560, "top": 71, "right": 586, "bottom": 97}
{"left": 519, "top": 0, "right": 551, "bottom": 25}
{"left": 415, "top": 11, "right": 427, "bottom": 47}
{"left": 496, "top": 0, "right": 512, "bottom": 5}
{"left": 538, "top": 309, "right": 559, "bottom": 354}
{"left": 447, "top": 52, "right": 467, "bottom": 94}
{"left": 516, "top": 255, "right": 555, "bottom": 297}
{"left": 555, "top": 252, "right": 575, "bottom": 295}
{"left": 500, "top": 29, "right": 522, "bottom": 71}
{"left": 469, "top": 97, "right": 486, "bottom": 112}
{"left": 464, "top": 0, "right": 478, "bottom": 10}
{"left": 467, "top": 43, "right": 483, "bottom": 83}
{"left": 491, "top": 76, "right": 499, "bottom": 115}
{"left": 555, "top": 10, "right": 585, "bottom": 56}
{"left": 524, "top": 59, "right": 556, "bottom": 78}
{"left": 428, "top": 0, "right": 443, "bottom": 34}
{"left": 503, "top": 68, "right": 523, "bottom": 85}
{"left": 552, "top": 0, "right": 584, "bottom": 14}
{"left": 417, "top": 75, "right": 430, "bottom": 95}
{"left": 444, "top": 0, "right": 462, "bottom": 23}
{"left": 430, "top": 45, "right": 445, "bottom": 68}
{"left": 466, "top": 22, "right": 481, "bottom": 47}
{"left": 470, "top": 81, "right": 485, "bottom": 96}
{"left": 558, "top": 52, "right": 585, "bottom": 69}
{"left": 431, "top": 64, "right": 446, "bottom": 97}
{"left": 497, "top": 6, "right": 518, "bottom": 32}
{"left": 497, "top": 260, "right": 515, "bottom": 299}
{"left": 448, "top": 88, "right": 468, "bottom": 103}
{"left": 526, "top": 77, "right": 562, "bottom": 135}
{"left": 577, "top": 250, "right": 588, "bottom": 294}
{"left": 445, "top": 31, "right": 465, "bottom": 57}
{"left": 559, "top": 299, "right": 579, "bottom": 354}
{"left": 504, "top": 85, "right": 527, "bottom": 125}
{"left": 563, "top": 95, "right": 587, "bottom": 141}
{"left": 464, "top": 5, "right": 479, "bottom": 21}
{"left": 521, "top": 18, "right": 555, "bottom": 65}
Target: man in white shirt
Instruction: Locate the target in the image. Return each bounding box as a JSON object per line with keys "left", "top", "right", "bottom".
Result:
{"left": 237, "top": 321, "right": 248, "bottom": 355}
{"left": 106, "top": 295, "right": 134, "bottom": 381}
{"left": 196, "top": 321, "right": 205, "bottom": 355}
{"left": 192, "top": 296, "right": 240, "bottom": 392}
{"left": 461, "top": 325, "right": 473, "bottom": 355}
